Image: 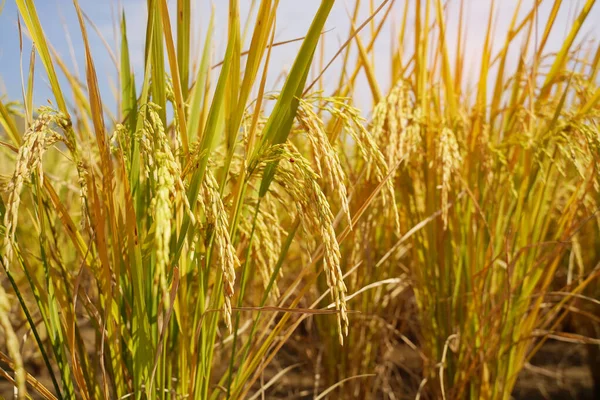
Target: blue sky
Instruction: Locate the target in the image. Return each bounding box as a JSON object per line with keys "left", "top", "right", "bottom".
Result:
{"left": 1, "top": 1, "right": 599, "bottom": 116}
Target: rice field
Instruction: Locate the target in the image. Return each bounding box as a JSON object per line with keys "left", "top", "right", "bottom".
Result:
{"left": 1, "top": 0, "right": 599, "bottom": 399}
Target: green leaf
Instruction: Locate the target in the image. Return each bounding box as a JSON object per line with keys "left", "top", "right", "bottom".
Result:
{"left": 120, "top": 12, "right": 137, "bottom": 132}
{"left": 256, "top": 0, "right": 335, "bottom": 197}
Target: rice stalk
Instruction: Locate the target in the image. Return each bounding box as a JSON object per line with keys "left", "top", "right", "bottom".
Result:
{"left": 0, "top": 284, "right": 26, "bottom": 399}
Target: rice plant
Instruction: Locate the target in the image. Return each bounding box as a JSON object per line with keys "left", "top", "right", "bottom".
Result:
{"left": 1, "top": 0, "right": 600, "bottom": 399}
{"left": 0, "top": 0, "right": 373, "bottom": 398}
{"left": 309, "top": 1, "right": 600, "bottom": 399}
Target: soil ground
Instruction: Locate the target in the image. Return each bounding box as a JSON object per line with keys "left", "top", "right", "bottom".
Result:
{"left": 0, "top": 340, "right": 596, "bottom": 399}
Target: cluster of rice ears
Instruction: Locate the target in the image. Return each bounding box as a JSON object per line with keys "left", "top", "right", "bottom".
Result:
{"left": 1, "top": 0, "right": 600, "bottom": 399}
{"left": 0, "top": 0, "right": 399, "bottom": 398}
{"left": 308, "top": 0, "right": 600, "bottom": 399}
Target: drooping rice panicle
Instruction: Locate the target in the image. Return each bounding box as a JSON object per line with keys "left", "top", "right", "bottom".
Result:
{"left": 3, "top": 108, "right": 64, "bottom": 268}
{"left": 438, "top": 127, "right": 462, "bottom": 230}
{"left": 371, "top": 82, "right": 422, "bottom": 165}
{"left": 151, "top": 156, "right": 175, "bottom": 310}
{"left": 253, "top": 143, "right": 349, "bottom": 343}
{"left": 142, "top": 103, "right": 195, "bottom": 222}
{"left": 137, "top": 103, "right": 197, "bottom": 310}
{"left": 239, "top": 199, "right": 285, "bottom": 299}
{"left": 325, "top": 99, "right": 401, "bottom": 234}
{"left": 2, "top": 2, "right": 600, "bottom": 399}
{"left": 297, "top": 97, "right": 351, "bottom": 227}
{"left": 198, "top": 167, "right": 238, "bottom": 331}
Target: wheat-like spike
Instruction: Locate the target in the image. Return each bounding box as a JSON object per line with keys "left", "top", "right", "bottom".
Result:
{"left": 254, "top": 205, "right": 285, "bottom": 298}
{"left": 297, "top": 98, "right": 351, "bottom": 227}
{"left": 438, "top": 127, "right": 462, "bottom": 230}
{"left": 301, "top": 95, "right": 401, "bottom": 234}
{"left": 385, "top": 85, "right": 401, "bottom": 165}
{"left": 371, "top": 99, "right": 387, "bottom": 145}
{"left": 139, "top": 103, "right": 195, "bottom": 222}
{"left": 75, "top": 159, "right": 92, "bottom": 232}
{"left": 138, "top": 119, "right": 155, "bottom": 179}
{"left": 138, "top": 103, "right": 198, "bottom": 310}
{"left": 332, "top": 104, "right": 401, "bottom": 234}
{"left": 263, "top": 198, "right": 284, "bottom": 276}
{"left": 151, "top": 157, "right": 175, "bottom": 311}
{"left": 112, "top": 123, "right": 132, "bottom": 164}
{"left": 148, "top": 104, "right": 195, "bottom": 222}
{"left": 237, "top": 194, "right": 286, "bottom": 301}
{"left": 198, "top": 168, "right": 238, "bottom": 331}
{"left": 257, "top": 143, "right": 349, "bottom": 343}
{"left": 3, "top": 109, "right": 64, "bottom": 269}
{"left": 144, "top": 106, "right": 174, "bottom": 310}
{"left": 246, "top": 208, "right": 279, "bottom": 299}
{"left": 371, "top": 83, "right": 422, "bottom": 165}
{"left": 400, "top": 106, "right": 423, "bottom": 161}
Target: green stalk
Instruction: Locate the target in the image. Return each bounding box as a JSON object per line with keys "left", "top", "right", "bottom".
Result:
{"left": 225, "top": 199, "right": 262, "bottom": 398}
{"left": 2, "top": 261, "right": 63, "bottom": 399}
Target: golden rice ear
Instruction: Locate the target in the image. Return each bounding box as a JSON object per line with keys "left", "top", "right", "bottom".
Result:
{"left": 235, "top": 188, "right": 286, "bottom": 301}
{"left": 438, "top": 127, "right": 462, "bottom": 230}
{"left": 198, "top": 168, "right": 238, "bottom": 331}
{"left": 251, "top": 203, "right": 284, "bottom": 299}
{"left": 303, "top": 94, "right": 401, "bottom": 235}
{"left": 256, "top": 143, "right": 349, "bottom": 343}
{"left": 332, "top": 101, "right": 401, "bottom": 235}
{"left": 297, "top": 97, "right": 351, "bottom": 227}
{"left": 372, "top": 82, "right": 422, "bottom": 165}
{"left": 136, "top": 103, "right": 196, "bottom": 313}
{"left": 3, "top": 109, "right": 66, "bottom": 269}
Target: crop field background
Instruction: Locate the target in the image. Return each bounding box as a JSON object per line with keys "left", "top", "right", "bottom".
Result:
{"left": 0, "top": 0, "right": 599, "bottom": 399}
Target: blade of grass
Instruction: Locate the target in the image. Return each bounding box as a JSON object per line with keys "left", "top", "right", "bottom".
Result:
{"left": 187, "top": 5, "right": 214, "bottom": 143}
{"left": 177, "top": 0, "right": 191, "bottom": 99}
{"left": 120, "top": 12, "right": 137, "bottom": 132}
{"left": 159, "top": 0, "right": 189, "bottom": 153}
{"left": 16, "top": 0, "right": 68, "bottom": 113}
